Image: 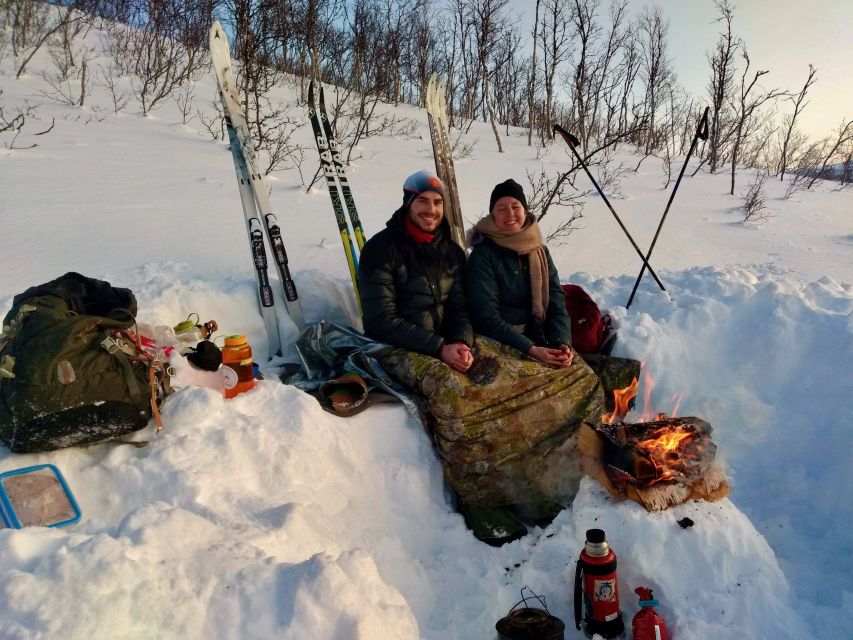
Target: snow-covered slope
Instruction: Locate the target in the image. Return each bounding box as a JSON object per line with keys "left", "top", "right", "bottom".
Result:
{"left": 1, "top": 35, "right": 851, "bottom": 639}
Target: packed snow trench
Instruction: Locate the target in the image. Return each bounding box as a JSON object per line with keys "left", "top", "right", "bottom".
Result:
{"left": 2, "top": 33, "right": 852, "bottom": 640}
{"left": 1, "top": 267, "right": 850, "bottom": 639}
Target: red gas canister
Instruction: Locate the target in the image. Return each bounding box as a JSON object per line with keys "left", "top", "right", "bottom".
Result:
{"left": 574, "top": 528, "right": 624, "bottom": 638}
{"left": 631, "top": 586, "right": 668, "bottom": 640}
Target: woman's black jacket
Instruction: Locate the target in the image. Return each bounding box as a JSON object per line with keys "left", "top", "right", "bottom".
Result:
{"left": 466, "top": 236, "right": 571, "bottom": 354}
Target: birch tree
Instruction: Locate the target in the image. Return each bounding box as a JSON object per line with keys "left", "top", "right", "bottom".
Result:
{"left": 778, "top": 64, "right": 817, "bottom": 181}
{"left": 706, "top": 0, "right": 739, "bottom": 173}
{"left": 728, "top": 50, "right": 786, "bottom": 195}
{"left": 468, "top": 0, "right": 509, "bottom": 152}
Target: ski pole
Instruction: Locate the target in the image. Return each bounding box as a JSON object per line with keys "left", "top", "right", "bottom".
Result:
{"left": 625, "top": 107, "right": 709, "bottom": 309}
{"left": 553, "top": 124, "right": 666, "bottom": 293}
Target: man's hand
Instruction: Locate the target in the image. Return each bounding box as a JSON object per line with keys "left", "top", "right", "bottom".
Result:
{"left": 440, "top": 342, "right": 474, "bottom": 372}
{"left": 528, "top": 344, "right": 574, "bottom": 368}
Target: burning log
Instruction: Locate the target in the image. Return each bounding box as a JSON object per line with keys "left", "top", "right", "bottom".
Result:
{"left": 578, "top": 416, "right": 729, "bottom": 512}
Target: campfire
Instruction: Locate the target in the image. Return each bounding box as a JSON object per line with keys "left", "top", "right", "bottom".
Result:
{"left": 579, "top": 374, "right": 729, "bottom": 511}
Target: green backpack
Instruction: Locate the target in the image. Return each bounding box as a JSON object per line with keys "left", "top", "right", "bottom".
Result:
{"left": 0, "top": 272, "right": 170, "bottom": 452}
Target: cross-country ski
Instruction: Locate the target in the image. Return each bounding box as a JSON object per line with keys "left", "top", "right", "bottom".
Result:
{"left": 210, "top": 21, "right": 304, "bottom": 339}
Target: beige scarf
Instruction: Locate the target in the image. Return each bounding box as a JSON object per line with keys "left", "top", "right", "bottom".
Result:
{"left": 474, "top": 214, "right": 549, "bottom": 322}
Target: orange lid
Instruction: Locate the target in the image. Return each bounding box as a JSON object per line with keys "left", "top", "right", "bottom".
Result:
{"left": 224, "top": 335, "right": 248, "bottom": 347}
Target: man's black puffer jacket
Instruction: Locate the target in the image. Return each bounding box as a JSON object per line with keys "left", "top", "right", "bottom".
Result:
{"left": 357, "top": 206, "right": 473, "bottom": 356}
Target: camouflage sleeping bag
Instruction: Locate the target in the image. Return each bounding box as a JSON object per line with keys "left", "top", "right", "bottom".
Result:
{"left": 378, "top": 335, "right": 639, "bottom": 507}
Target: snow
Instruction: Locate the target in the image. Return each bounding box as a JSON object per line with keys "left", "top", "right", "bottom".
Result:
{"left": 1, "top": 35, "right": 852, "bottom": 640}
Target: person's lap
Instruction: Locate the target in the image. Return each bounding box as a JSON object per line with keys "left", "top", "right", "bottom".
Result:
{"left": 378, "top": 335, "right": 639, "bottom": 507}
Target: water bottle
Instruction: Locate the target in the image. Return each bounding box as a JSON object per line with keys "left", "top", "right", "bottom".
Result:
{"left": 172, "top": 314, "right": 218, "bottom": 354}
{"left": 221, "top": 335, "right": 255, "bottom": 399}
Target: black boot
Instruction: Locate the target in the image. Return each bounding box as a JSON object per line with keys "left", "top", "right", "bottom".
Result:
{"left": 512, "top": 501, "right": 564, "bottom": 529}
{"left": 457, "top": 502, "right": 528, "bottom": 547}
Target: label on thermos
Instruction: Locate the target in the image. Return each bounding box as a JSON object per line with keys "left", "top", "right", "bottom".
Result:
{"left": 594, "top": 578, "right": 617, "bottom": 603}
{"left": 222, "top": 366, "right": 238, "bottom": 389}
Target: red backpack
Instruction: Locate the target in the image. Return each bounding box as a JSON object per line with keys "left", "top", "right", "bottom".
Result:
{"left": 561, "top": 284, "right": 616, "bottom": 355}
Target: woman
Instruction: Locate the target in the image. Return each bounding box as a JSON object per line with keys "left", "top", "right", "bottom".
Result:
{"left": 467, "top": 179, "right": 573, "bottom": 367}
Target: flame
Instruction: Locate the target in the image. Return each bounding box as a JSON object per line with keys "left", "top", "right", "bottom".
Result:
{"left": 670, "top": 392, "right": 684, "bottom": 418}
{"left": 598, "top": 364, "right": 699, "bottom": 485}
{"left": 641, "top": 428, "right": 693, "bottom": 453}
{"left": 634, "top": 367, "right": 686, "bottom": 421}
{"left": 601, "top": 377, "right": 639, "bottom": 424}
{"left": 639, "top": 368, "right": 656, "bottom": 422}
{"left": 635, "top": 426, "right": 697, "bottom": 483}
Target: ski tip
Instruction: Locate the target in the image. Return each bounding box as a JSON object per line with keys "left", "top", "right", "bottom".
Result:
{"left": 209, "top": 20, "right": 228, "bottom": 53}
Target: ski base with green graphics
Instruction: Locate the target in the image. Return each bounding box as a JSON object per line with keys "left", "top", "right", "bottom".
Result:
{"left": 307, "top": 79, "right": 362, "bottom": 307}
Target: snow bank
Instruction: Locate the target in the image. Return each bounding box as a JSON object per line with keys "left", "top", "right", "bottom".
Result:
{"left": 2, "top": 264, "right": 849, "bottom": 639}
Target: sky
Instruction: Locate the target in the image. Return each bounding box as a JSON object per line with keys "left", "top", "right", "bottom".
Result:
{"left": 509, "top": 0, "right": 853, "bottom": 141}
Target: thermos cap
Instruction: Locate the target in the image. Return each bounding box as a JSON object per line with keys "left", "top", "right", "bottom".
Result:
{"left": 586, "top": 529, "right": 606, "bottom": 543}
{"left": 174, "top": 312, "right": 201, "bottom": 335}
{"left": 173, "top": 319, "right": 196, "bottom": 334}
{"left": 584, "top": 528, "right": 610, "bottom": 557}
{"left": 224, "top": 335, "right": 248, "bottom": 347}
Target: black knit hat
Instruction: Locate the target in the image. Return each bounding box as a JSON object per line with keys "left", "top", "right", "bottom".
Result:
{"left": 186, "top": 340, "right": 222, "bottom": 372}
{"left": 489, "top": 179, "right": 527, "bottom": 214}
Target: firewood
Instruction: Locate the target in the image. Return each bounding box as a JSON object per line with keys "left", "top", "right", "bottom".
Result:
{"left": 577, "top": 420, "right": 730, "bottom": 512}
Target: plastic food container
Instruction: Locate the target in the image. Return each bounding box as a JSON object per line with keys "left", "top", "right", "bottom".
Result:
{"left": 0, "top": 464, "right": 81, "bottom": 529}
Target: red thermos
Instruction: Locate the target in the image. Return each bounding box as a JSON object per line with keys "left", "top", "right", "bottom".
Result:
{"left": 574, "top": 528, "right": 624, "bottom": 638}
{"left": 632, "top": 586, "right": 669, "bottom": 640}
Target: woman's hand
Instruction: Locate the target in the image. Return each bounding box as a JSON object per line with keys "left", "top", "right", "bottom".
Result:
{"left": 556, "top": 344, "right": 574, "bottom": 366}
{"left": 441, "top": 342, "right": 474, "bottom": 372}
{"left": 528, "top": 344, "right": 574, "bottom": 368}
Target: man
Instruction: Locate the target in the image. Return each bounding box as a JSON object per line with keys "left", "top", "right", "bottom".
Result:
{"left": 358, "top": 170, "right": 473, "bottom": 372}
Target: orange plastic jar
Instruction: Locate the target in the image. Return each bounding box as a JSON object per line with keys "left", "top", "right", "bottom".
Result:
{"left": 221, "top": 335, "right": 255, "bottom": 399}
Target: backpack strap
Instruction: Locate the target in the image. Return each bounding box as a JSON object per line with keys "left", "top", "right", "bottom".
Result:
{"left": 148, "top": 359, "right": 165, "bottom": 431}
{"left": 101, "top": 330, "right": 169, "bottom": 432}
{"left": 0, "top": 355, "right": 15, "bottom": 380}
{"left": 3, "top": 304, "right": 37, "bottom": 336}
{"left": 100, "top": 333, "right": 140, "bottom": 359}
